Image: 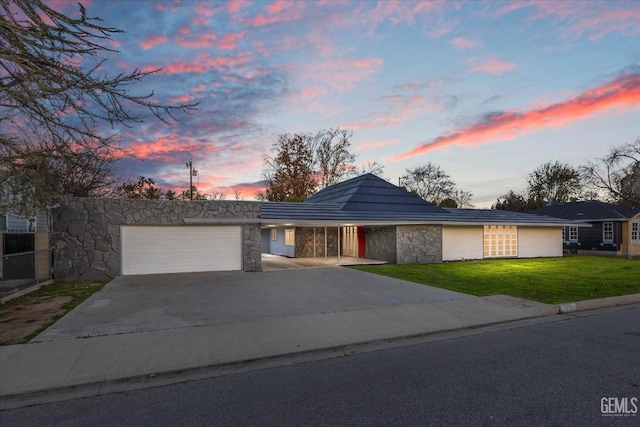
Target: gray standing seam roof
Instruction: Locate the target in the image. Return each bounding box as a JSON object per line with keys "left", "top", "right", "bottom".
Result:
{"left": 260, "top": 174, "right": 576, "bottom": 226}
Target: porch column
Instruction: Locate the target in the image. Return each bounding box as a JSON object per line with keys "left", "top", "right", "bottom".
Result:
{"left": 337, "top": 226, "right": 341, "bottom": 264}
{"left": 324, "top": 226, "right": 327, "bottom": 259}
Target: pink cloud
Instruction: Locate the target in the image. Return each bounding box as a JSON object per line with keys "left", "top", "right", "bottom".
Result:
{"left": 391, "top": 69, "right": 640, "bottom": 161}
{"left": 142, "top": 53, "right": 254, "bottom": 75}
{"left": 356, "top": 138, "right": 399, "bottom": 150}
{"left": 139, "top": 35, "right": 167, "bottom": 50}
{"left": 495, "top": 0, "right": 640, "bottom": 40}
{"left": 304, "top": 57, "right": 383, "bottom": 92}
{"left": 226, "top": 1, "right": 246, "bottom": 14}
{"left": 218, "top": 32, "right": 244, "bottom": 50}
{"left": 249, "top": 0, "right": 307, "bottom": 26}
{"left": 175, "top": 33, "right": 218, "bottom": 49}
{"left": 365, "top": 1, "right": 443, "bottom": 26}
{"left": 467, "top": 58, "right": 517, "bottom": 75}
{"left": 450, "top": 37, "right": 478, "bottom": 51}
{"left": 343, "top": 94, "right": 439, "bottom": 130}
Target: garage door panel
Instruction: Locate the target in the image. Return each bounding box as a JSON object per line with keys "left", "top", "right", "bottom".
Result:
{"left": 122, "top": 226, "right": 241, "bottom": 275}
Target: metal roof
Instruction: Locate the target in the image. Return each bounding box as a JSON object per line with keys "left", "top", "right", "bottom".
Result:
{"left": 260, "top": 174, "right": 582, "bottom": 227}
{"left": 304, "top": 173, "right": 445, "bottom": 213}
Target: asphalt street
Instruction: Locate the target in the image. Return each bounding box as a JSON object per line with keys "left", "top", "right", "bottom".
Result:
{"left": 2, "top": 304, "right": 639, "bottom": 426}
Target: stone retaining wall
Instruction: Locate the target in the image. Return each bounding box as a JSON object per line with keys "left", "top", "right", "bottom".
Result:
{"left": 53, "top": 198, "right": 261, "bottom": 281}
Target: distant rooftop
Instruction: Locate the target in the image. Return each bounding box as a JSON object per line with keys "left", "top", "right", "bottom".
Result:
{"left": 530, "top": 201, "right": 640, "bottom": 221}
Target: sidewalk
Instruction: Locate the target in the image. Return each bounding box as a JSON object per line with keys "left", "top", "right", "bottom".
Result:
{"left": 1, "top": 294, "right": 554, "bottom": 401}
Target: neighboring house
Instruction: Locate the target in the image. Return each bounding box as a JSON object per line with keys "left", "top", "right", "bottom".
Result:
{"left": 531, "top": 201, "right": 640, "bottom": 257}
{"left": 0, "top": 211, "right": 51, "bottom": 281}
{"left": 53, "top": 174, "right": 584, "bottom": 281}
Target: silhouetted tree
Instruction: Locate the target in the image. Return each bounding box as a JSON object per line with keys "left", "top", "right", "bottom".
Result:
{"left": 527, "top": 161, "right": 583, "bottom": 208}
{"left": 400, "top": 162, "right": 473, "bottom": 207}
{"left": 0, "top": 0, "right": 196, "bottom": 215}
{"left": 582, "top": 137, "right": 640, "bottom": 206}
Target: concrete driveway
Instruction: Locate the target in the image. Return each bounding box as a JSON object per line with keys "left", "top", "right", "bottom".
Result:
{"left": 33, "top": 266, "right": 474, "bottom": 342}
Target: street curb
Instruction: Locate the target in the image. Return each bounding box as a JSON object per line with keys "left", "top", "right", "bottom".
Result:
{"left": 556, "top": 293, "right": 640, "bottom": 314}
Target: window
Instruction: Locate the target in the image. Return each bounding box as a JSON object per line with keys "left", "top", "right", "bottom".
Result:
{"left": 603, "top": 222, "right": 613, "bottom": 243}
{"left": 483, "top": 225, "right": 517, "bottom": 258}
{"left": 632, "top": 221, "right": 640, "bottom": 243}
{"left": 28, "top": 217, "right": 36, "bottom": 233}
{"left": 562, "top": 227, "right": 565, "bottom": 242}
{"left": 270, "top": 228, "right": 277, "bottom": 241}
{"left": 568, "top": 226, "right": 578, "bottom": 242}
{"left": 284, "top": 228, "right": 295, "bottom": 246}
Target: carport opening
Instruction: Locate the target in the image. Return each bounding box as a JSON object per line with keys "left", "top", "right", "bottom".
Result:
{"left": 261, "top": 225, "right": 387, "bottom": 270}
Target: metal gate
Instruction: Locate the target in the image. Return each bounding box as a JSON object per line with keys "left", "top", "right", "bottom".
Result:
{"left": 2, "top": 234, "right": 35, "bottom": 281}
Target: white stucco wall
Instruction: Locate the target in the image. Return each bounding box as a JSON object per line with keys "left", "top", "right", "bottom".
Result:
{"left": 442, "top": 226, "right": 483, "bottom": 261}
{"left": 518, "top": 227, "right": 563, "bottom": 258}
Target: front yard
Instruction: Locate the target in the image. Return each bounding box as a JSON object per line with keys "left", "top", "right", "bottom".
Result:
{"left": 0, "top": 281, "right": 105, "bottom": 345}
{"left": 352, "top": 256, "right": 640, "bottom": 305}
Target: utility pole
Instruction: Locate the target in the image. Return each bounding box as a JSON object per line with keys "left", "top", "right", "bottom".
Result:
{"left": 186, "top": 160, "right": 198, "bottom": 200}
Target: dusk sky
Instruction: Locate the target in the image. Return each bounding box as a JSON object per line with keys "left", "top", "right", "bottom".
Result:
{"left": 52, "top": 0, "right": 639, "bottom": 206}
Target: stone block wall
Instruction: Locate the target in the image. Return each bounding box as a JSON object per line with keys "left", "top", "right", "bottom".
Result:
{"left": 396, "top": 225, "right": 442, "bottom": 264}
{"left": 53, "top": 198, "right": 261, "bottom": 282}
{"left": 364, "top": 226, "right": 397, "bottom": 264}
{"left": 295, "top": 227, "right": 338, "bottom": 257}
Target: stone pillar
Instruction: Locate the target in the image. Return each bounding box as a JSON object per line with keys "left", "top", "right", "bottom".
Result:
{"left": 396, "top": 225, "right": 443, "bottom": 264}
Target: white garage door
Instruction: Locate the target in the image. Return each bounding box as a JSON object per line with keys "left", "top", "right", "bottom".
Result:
{"left": 121, "top": 226, "right": 242, "bottom": 275}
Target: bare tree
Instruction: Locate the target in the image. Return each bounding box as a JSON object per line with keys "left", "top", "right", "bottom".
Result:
{"left": 400, "top": 163, "right": 456, "bottom": 205}
{"left": 582, "top": 137, "right": 640, "bottom": 206}
{"left": 312, "top": 128, "right": 357, "bottom": 189}
{"left": 0, "top": 0, "right": 197, "bottom": 214}
{"left": 452, "top": 189, "right": 474, "bottom": 208}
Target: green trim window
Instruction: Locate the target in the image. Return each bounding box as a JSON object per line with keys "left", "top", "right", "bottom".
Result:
{"left": 603, "top": 222, "right": 613, "bottom": 243}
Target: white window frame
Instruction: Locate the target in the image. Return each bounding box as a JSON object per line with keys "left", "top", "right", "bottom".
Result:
{"left": 483, "top": 225, "right": 518, "bottom": 258}
{"left": 270, "top": 228, "right": 277, "bottom": 241}
{"left": 631, "top": 221, "right": 640, "bottom": 243}
{"left": 568, "top": 226, "right": 578, "bottom": 242}
{"left": 603, "top": 222, "right": 613, "bottom": 244}
{"left": 284, "top": 228, "right": 295, "bottom": 246}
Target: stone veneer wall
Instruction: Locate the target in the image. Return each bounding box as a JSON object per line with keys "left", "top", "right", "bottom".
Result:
{"left": 364, "top": 226, "right": 397, "bottom": 264}
{"left": 53, "top": 198, "right": 261, "bottom": 282}
{"left": 295, "top": 227, "right": 338, "bottom": 257}
{"left": 396, "top": 225, "right": 442, "bottom": 264}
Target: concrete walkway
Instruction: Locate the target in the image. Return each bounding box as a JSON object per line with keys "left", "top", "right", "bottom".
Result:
{"left": 0, "top": 267, "right": 560, "bottom": 402}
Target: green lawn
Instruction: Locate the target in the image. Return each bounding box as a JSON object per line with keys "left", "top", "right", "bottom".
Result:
{"left": 351, "top": 256, "right": 640, "bottom": 304}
